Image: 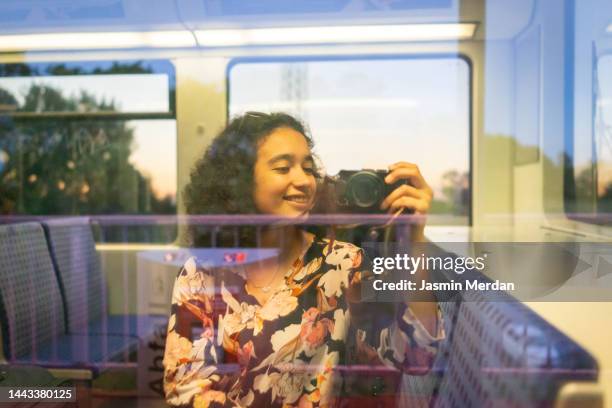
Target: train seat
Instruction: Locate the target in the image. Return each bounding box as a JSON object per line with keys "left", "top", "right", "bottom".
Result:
{"left": 42, "top": 217, "right": 167, "bottom": 340}
{"left": 396, "top": 261, "right": 598, "bottom": 407}
{"left": 433, "top": 272, "right": 598, "bottom": 407}
{"left": 0, "top": 222, "right": 138, "bottom": 368}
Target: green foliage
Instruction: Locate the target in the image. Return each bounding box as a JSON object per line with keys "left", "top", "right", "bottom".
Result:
{"left": 0, "top": 63, "right": 34, "bottom": 77}
{"left": 440, "top": 169, "right": 470, "bottom": 215}
{"left": 0, "top": 83, "right": 175, "bottom": 216}
{"left": 0, "top": 87, "right": 17, "bottom": 106}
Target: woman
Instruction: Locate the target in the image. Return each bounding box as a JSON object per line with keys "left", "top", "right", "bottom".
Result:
{"left": 163, "top": 112, "right": 443, "bottom": 407}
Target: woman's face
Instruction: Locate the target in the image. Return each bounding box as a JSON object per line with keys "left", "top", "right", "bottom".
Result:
{"left": 253, "top": 127, "right": 317, "bottom": 217}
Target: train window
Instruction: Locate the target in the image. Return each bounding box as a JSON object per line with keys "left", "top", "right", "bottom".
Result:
{"left": 596, "top": 55, "right": 612, "bottom": 216}
{"left": 0, "top": 74, "right": 169, "bottom": 113}
{"left": 228, "top": 57, "right": 471, "bottom": 224}
{"left": 0, "top": 60, "right": 177, "bottom": 242}
{"left": 566, "top": 53, "right": 612, "bottom": 223}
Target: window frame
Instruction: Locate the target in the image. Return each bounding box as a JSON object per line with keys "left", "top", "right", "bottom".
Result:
{"left": 563, "top": 0, "right": 612, "bottom": 226}
{"left": 0, "top": 59, "right": 176, "bottom": 119}
{"left": 0, "top": 59, "right": 179, "bottom": 242}
{"left": 226, "top": 53, "right": 474, "bottom": 225}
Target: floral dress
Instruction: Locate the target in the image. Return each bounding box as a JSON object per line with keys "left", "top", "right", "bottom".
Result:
{"left": 163, "top": 237, "right": 444, "bottom": 407}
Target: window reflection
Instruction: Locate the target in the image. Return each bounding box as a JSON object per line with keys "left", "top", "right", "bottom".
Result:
{"left": 229, "top": 57, "right": 471, "bottom": 223}
{"left": 0, "top": 118, "right": 176, "bottom": 215}
{"left": 596, "top": 55, "right": 612, "bottom": 214}
{"left": 0, "top": 61, "right": 177, "bottom": 242}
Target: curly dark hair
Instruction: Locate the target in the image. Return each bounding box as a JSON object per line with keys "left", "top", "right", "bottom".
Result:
{"left": 183, "top": 112, "right": 319, "bottom": 246}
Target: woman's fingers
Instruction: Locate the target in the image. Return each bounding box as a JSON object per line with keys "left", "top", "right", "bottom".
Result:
{"left": 380, "top": 183, "right": 427, "bottom": 211}
{"left": 388, "top": 161, "right": 417, "bottom": 171}
{"left": 383, "top": 162, "right": 433, "bottom": 214}
{"left": 385, "top": 163, "right": 428, "bottom": 190}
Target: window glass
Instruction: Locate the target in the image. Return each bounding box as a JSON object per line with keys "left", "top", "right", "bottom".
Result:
{"left": 0, "top": 61, "right": 177, "bottom": 242}
{"left": 567, "top": 54, "right": 612, "bottom": 221}
{"left": 0, "top": 119, "right": 176, "bottom": 215}
{"left": 595, "top": 55, "right": 612, "bottom": 215}
{"left": 229, "top": 57, "right": 471, "bottom": 224}
{"left": 0, "top": 74, "right": 169, "bottom": 113}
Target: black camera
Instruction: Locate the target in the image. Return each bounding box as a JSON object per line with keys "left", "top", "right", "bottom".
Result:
{"left": 319, "top": 170, "right": 406, "bottom": 214}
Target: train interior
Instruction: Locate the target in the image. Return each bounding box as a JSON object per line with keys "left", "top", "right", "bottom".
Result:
{"left": 0, "top": 0, "right": 611, "bottom": 406}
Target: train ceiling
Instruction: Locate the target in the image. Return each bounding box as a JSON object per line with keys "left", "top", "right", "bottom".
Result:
{"left": 0, "top": 0, "right": 533, "bottom": 42}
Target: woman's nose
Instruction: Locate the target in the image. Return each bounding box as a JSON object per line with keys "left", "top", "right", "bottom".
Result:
{"left": 291, "top": 167, "right": 311, "bottom": 187}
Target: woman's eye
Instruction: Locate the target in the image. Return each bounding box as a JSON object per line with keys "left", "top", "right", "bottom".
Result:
{"left": 303, "top": 167, "right": 315, "bottom": 174}
{"left": 273, "top": 167, "right": 290, "bottom": 173}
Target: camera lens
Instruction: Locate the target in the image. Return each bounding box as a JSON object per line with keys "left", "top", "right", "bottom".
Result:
{"left": 346, "top": 171, "right": 385, "bottom": 208}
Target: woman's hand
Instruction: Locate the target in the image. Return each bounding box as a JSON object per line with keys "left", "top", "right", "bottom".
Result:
{"left": 380, "top": 162, "right": 433, "bottom": 242}
{"left": 382, "top": 162, "right": 437, "bottom": 333}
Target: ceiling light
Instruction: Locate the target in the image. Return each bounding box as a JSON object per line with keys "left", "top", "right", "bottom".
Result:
{"left": 0, "top": 23, "right": 476, "bottom": 52}
{"left": 195, "top": 23, "right": 477, "bottom": 47}
{"left": 0, "top": 30, "right": 196, "bottom": 52}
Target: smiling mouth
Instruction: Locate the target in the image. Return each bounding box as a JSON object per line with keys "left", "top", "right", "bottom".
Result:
{"left": 284, "top": 195, "right": 310, "bottom": 204}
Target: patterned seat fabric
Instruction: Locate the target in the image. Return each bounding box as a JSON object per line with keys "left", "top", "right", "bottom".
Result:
{"left": 43, "top": 217, "right": 105, "bottom": 334}
{"left": 0, "top": 223, "right": 67, "bottom": 360}
{"left": 398, "top": 258, "right": 597, "bottom": 408}
{"left": 434, "top": 273, "right": 598, "bottom": 408}
{"left": 0, "top": 222, "right": 137, "bottom": 366}
{"left": 43, "top": 217, "right": 166, "bottom": 339}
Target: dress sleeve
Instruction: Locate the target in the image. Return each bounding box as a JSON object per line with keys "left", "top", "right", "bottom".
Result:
{"left": 348, "top": 249, "right": 445, "bottom": 376}
{"left": 163, "top": 257, "right": 230, "bottom": 407}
